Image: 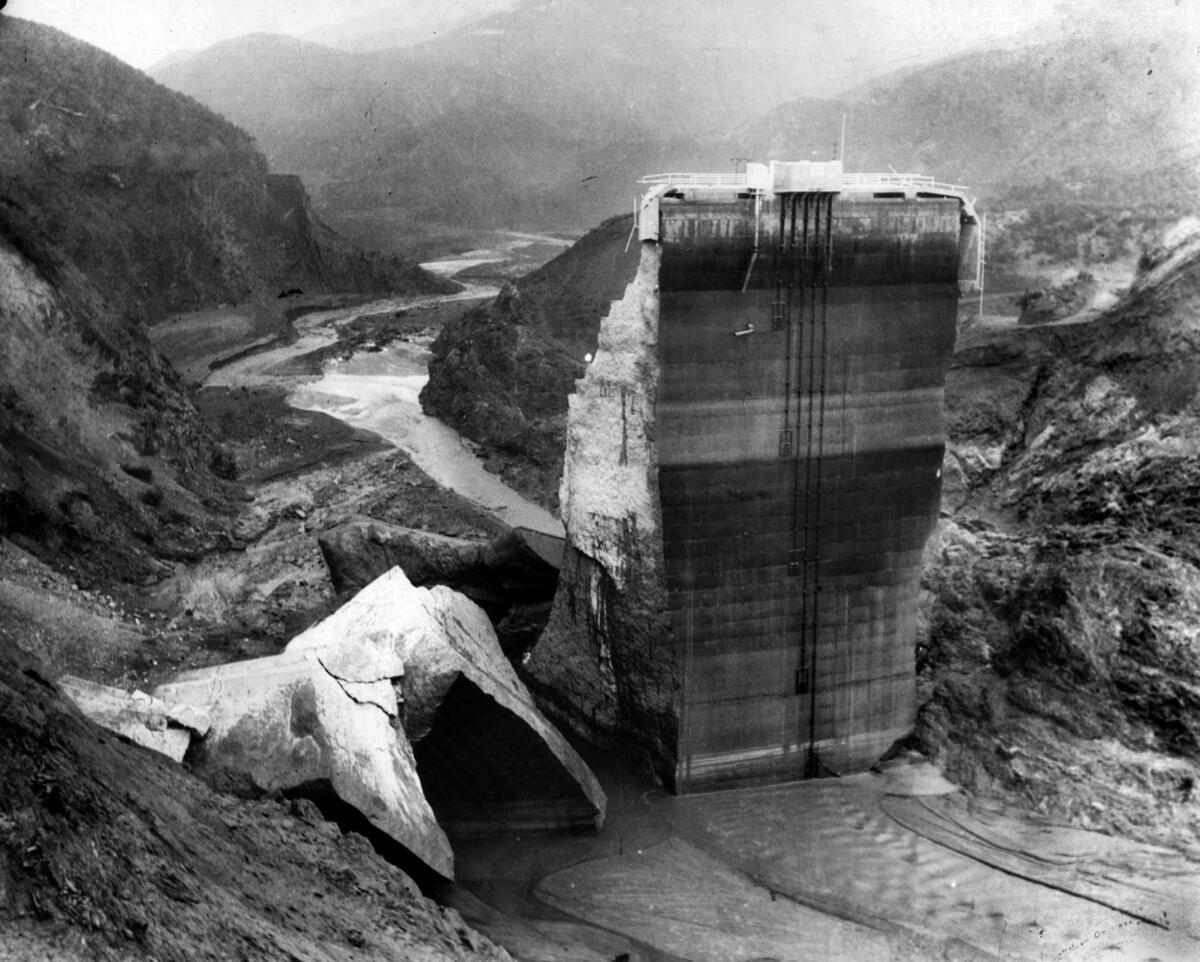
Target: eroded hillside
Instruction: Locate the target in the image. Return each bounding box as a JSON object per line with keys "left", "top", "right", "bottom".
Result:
{"left": 0, "top": 15, "right": 446, "bottom": 585}
{"left": 0, "top": 643, "right": 511, "bottom": 962}
{"left": 914, "top": 221, "right": 1200, "bottom": 850}
{"left": 420, "top": 215, "right": 640, "bottom": 509}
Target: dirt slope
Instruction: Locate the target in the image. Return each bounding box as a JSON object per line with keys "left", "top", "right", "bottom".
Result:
{"left": 0, "top": 642, "right": 511, "bottom": 962}
{"left": 0, "top": 15, "right": 449, "bottom": 587}
{"left": 913, "top": 221, "right": 1200, "bottom": 852}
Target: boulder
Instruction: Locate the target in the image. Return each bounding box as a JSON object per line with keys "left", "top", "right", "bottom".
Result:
{"left": 318, "top": 522, "right": 482, "bottom": 598}
{"left": 317, "top": 520, "right": 562, "bottom": 655}
{"left": 58, "top": 675, "right": 209, "bottom": 763}
{"left": 319, "top": 520, "right": 561, "bottom": 601}
{"left": 289, "top": 567, "right": 607, "bottom": 838}
{"left": 153, "top": 646, "right": 454, "bottom": 881}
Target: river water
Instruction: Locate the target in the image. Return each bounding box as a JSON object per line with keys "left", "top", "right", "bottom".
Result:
{"left": 203, "top": 275, "right": 563, "bottom": 539}
{"left": 288, "top": 338, "right": 562, "bottom": 537}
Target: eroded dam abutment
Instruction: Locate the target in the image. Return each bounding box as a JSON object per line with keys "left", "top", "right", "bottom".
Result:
{"left": 526, "top": 163, "right": 975, "bottom": 793}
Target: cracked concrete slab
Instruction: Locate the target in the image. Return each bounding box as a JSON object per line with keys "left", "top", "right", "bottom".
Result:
{"left": 153, "top": 649, "right": 453, "bottom": 880}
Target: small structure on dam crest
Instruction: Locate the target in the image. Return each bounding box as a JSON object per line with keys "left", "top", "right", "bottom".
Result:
{"left": 525, "top": 161, "right": 979, "bottom": 792}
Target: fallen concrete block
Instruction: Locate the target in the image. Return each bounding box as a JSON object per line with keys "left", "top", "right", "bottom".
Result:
{"left": 58, "top": 675, "right": 208, "bottom": 763}
{"left": 153, "top": 648, "right": 453, "bottom": 881}
{"left": 289, "top": 567, "right": 607, "bottom": 838}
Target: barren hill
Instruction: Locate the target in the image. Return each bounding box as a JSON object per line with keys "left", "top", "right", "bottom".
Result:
{"left": 916, "top": 220, "right": 1200, "bottom": 845}
{"left": 0, "top": 15, "right": 444, "bottom": 584}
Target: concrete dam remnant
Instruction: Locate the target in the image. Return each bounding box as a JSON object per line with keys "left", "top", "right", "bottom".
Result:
{"left": 526, "top": 161, "right": 978, "bottom": 793}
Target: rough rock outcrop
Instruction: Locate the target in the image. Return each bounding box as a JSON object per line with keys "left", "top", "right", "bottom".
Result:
{"left": 522, "top": 245, "right": 677, "bottom": 783}
{"left": 914, "top": 221, "right": 1200, "bottom": 846}
{"left": 58, "top": 675, "right": 210, "bottom": 763}
{"left": 317, "top": 520, "right": 561, "bottom": 655}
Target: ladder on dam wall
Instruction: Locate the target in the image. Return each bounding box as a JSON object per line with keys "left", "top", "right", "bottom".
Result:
{"left": 773, "top": 190, "right": 839, "bottom": 779}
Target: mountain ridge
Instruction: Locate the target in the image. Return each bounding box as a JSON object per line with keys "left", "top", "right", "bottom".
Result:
{"left": 151, "top": 2, "right": 1200, "bottom": 250}
{"left": 0, "top": 14, "right": 444, "bottom": 583}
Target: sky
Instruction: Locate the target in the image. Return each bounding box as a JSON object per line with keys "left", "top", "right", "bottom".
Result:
{"left": 4, "top": 0, "right": 1195, "bottom": 71}
{"left": 3, "top": 0, "right": 518, "bottom": 68}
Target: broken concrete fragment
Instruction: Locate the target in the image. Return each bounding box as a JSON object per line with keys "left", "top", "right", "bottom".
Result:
{"left": 318, "top": 521, "right": 562, "bottom": 603}
{"left": 58, "top": 675, "right": 209, "bottom": 763}
{"left": 523, "top": 245, "right": 677, "bottom": 781}
{"left": 153, "top": 649, "right": 453, "bottom": 881}
{"left": 290, "top": 566, "right": 607, "bottom": 837}
{"left": 406, "top": 583, "right": 608, "bottom": 836}
{"left": 318, "top": 521, "right": 483, "bottom": 598}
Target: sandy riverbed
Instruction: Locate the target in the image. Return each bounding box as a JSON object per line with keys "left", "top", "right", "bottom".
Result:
{"left": 288, "top": 338, "right": 562, "bottom": 538}
{"left": 450, "top": 751, "right": 1199, "bottom": 962}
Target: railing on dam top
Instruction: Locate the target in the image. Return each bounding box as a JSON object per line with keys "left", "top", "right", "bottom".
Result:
{"left": 639, "top": 169, "right": 972, "bottom": 199}
{"left": 639, "top": 172, "right": 752, "bottom": 187}
{"left": 842, "top": 172, "right": 973, "bottom": 196}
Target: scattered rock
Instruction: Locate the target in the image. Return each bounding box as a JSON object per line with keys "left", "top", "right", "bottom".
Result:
{"left": 1018, "top": 271, "right": 1099, "bottom": 325}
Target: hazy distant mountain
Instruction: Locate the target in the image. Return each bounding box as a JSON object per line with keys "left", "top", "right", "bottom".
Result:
{"left": 299, "top": 0, "right": 508, "bottom": 51}
{"left": 741, "top": 22, "right": 1200, "bottom": 204}
{"left": 152, "top": 0, "right": 1199, "bottom": 241}
{"left": 151, "top": 0, "right": 1054, "bottom": 235}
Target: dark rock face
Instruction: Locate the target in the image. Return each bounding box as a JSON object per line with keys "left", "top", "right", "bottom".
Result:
{"left": 0, "top": 17, "right": 444, "bottom": 584}
{"left": 317, "top": 520, "right": 561, "bottom": 656}
{"left": 421, "top": 215, "right": 641, "bottom": 510}
{"left": 914, "top": 224, "right": 1200, "bottom": 845}
{"left": 1017, "top": 271, "right": 1099, "bottom": 325}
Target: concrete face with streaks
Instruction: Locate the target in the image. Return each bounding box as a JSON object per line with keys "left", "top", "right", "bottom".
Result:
{"left": 531, "top": 191, "right": 962, "bottom": 791}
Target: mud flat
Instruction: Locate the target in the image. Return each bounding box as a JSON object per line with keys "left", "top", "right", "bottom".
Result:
{"left": 451, "top": 753, "right": 1200, "bottom": 962}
